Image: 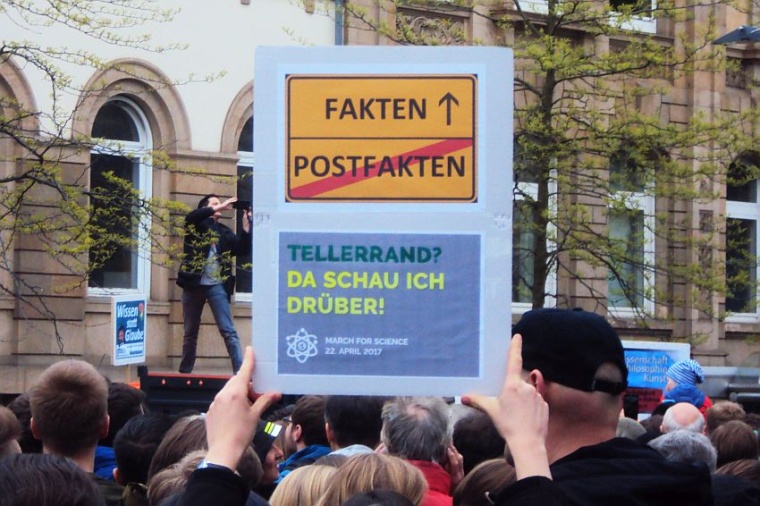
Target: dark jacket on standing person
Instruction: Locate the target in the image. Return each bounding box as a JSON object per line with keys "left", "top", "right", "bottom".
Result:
{"left": 176, "top": 206, "right": 250, "bottom": 294}
{"left": 711, "top": 474, "right": 760, "bottom": 506}
{"left": 175, "top": 467, "right": 247, "bottom": 506}
{"left": 490, "top": 438, "right": 713, "bottom": 506}
{"left": 169, "top": 467, "right": 269, "bottom": 506}
{"left": 552, "top": 438, "right": 713, "bottom": 506}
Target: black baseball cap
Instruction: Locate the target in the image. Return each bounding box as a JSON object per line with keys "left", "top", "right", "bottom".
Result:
{"left": 513, "top": 308, "right": 628, "bottom": 395}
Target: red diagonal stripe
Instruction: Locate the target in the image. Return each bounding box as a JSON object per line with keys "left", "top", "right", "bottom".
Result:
{"left": 289, "top": 138, "right": 473, "bottom": 199}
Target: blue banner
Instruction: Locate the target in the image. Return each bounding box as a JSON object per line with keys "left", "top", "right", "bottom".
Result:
{"left": 625, "top": 350, "right": 675, "bottom": 389}
{"left": 113, "top": 297, "right": 146, "bottom": 366}
{"left": 277, "top": 231, "right": 481, "bottom": 377}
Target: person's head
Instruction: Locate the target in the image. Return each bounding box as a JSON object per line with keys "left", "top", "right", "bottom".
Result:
{"left": 648, "top": 430, "right": 717, "bottom": 473}
{"left": 660, "top": 402, "right": 705, "bottom": 434}
{"left": 147, "top": 449, "right": 205, "bottom": 506}
{"left": 452, "top": 458, "right": 516, "bottom": 506}
{"left": 665, "top": 359, "right": 704, "bottom": 391}
{"left": 265, "top": 403, "right": 296, "bottom": 423}
{"left": 0, "top": 405, "right": 22, "bottom": 457}
{"left": 147, "top": 415, "right": 206, "bottom": 480}
{"left": 197, "top": 194, "right": 219, "bottom": 209}
{"left": 745, "top": 413, "right": 760, "bottom": 430}
{"left": 285, "top": 395, "right": 329, "bottom": 453}
{"left": 341, "top": 490, "right": 416, "bottom": 506}
{"left": 513, "top": 308, "right": 628, "bottom": 459}
{"left": 615, "top": 417, "right": 647, "bottom": 440}
{"left": 452, "top": 409, "right": 506, "bottom": 474}
{"left": 197, "top": 194, "right": 223, "bottom": 221}
{"left": 325, "top": 395, "right": 387, "bottom": 451}
{"left": 30, "top": 359, "right": 109, "bottom": 458}
{"left": 381, "top": 396, "right": 451, "bottom": 465}
{"left": 7, "top": 392, "right": 42, "bottom": 453}
{"left": 113, "top": 412, "right": 175, "bottom": 485}
{"left": 709, "top": 420, "right": 759, "bottom": 468}
{"left": 253, "top": 420, "right": 284, "bottom": 484}
{"left": 316, "top": 453, "right": 428, "bottom": 506}
{"left": 269, "top": 463, "right": 339, "bottom": 506}
{"left": 706, "top": 401, "right": 746, "bottom": 434}
{"left": 0, "top": 453, "right": 103, "bottom": 506}
{"left": 147, "top": 414, "right": 262, "bottom": 488}
{"left": 315, "top": 453, "right": 349, "bottom": 467}
{"left": 716, "top": 459, "right": 760, "bottom": 488}
{"left": 650, "top": 402, "right": 673, "bottom": 417}
{"left": 117, "top": 327, "right": 126, "bottom": 344}
{"left": 103, "top": 381, "right": 147, "bottom": 447}
{"left": 639, "top": 414, "right": 663, "bottom": 435}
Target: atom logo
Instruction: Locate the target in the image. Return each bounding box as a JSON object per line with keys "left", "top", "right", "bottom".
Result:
{"left": 286, "top": 328, "right": 318, "bottom": 364}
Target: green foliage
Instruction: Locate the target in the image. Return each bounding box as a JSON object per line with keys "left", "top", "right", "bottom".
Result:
{"left": 0, "top": 0, "right": 226, "bottom": 348}
{"left": 342, "top": 0, "right": 760, "bottom": 336}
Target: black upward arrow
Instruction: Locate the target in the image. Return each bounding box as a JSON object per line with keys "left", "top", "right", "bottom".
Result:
{"left": 438, "top": 92, "right": 459, "bottom": 126}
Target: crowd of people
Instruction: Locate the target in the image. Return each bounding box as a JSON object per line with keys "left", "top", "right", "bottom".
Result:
{"left": 1, "top": 308, "right": 760, "bottom": 506}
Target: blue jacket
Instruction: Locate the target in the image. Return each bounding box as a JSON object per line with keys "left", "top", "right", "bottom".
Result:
{"left": 276, "top": 444, "right": 331, "bottom": 482}
{"left": 663, "top": 384, "right": 707, "bottom": 408}
{"left": 94, "top": 445, "right": 117, "bottom": 481}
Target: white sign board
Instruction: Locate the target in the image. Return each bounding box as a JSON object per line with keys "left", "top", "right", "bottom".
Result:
{"left": 252, "top": 46, "right": 513, "bottom": 396}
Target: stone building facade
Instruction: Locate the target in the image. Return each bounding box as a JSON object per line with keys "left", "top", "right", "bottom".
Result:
{"left": 1, "top": 0, "right": 759, "bottom": 395}
{"left": 341, "top": 1, "right": 760, "bottom": 372}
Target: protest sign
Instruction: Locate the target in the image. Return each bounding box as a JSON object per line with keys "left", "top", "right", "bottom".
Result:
{"left": 252, "top": 46, "right": 512, "bottom": 395}
{"left": 112, "top": 295, "right": 147, "bottom": 366}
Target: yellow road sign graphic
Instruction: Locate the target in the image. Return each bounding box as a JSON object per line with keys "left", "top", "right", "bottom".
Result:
{"left": 286, "top": 75, "right": 477, "bottom": 202}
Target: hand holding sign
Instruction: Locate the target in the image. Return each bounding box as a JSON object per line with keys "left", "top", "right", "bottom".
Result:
{"left": 462, "top": 334, "right": 551, "bottom": 480}
{"left": 205, "top": 346, "right": 281, "bottom": 470}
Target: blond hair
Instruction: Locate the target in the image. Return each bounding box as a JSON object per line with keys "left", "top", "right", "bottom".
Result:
{"left": 316, "top": 453, "right": 427, "bottom": 506}
{"left": 270, "top": 464, "right": 338, "bottom": 506}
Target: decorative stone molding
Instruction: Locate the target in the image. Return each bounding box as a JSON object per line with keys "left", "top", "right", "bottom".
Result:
{"left": 74, "top": 59, "right": 191, "bottom": 152}
{"left": 396, "top": 11, "right": 468, "bottom": 45}
{"left": 221, "top": 82, "right": 253, "bottom": 154}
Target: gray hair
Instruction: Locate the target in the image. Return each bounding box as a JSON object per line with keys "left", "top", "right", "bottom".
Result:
{"left": 661, "top": 405, "right": 706, "bottom": 434}
{"left": 648, "top": 430, "right": 717, "bottom": 473}
{"left": 380, "top": 397, "right": 451, "bottom": 464}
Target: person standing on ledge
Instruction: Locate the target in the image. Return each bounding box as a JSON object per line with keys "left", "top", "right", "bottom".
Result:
{"left": 176, "top": 194, "right": 251, "bottom": 374}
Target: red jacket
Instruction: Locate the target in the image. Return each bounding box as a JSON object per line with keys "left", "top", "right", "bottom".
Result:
{"left": 408, "top": 460, "right": 452, "bottom": 506}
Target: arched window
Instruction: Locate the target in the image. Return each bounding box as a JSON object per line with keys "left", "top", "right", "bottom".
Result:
{"left": 236, "top": 116, "right": 254, "bottom": 295}
{"left": 607, "top": 148, "right": 655, "bottom": 314}
{"left": 726, "top": 154, "right": 760, "bottom": 320}
{"left": 88, "top": 97, "right": 152, "bottom": 293}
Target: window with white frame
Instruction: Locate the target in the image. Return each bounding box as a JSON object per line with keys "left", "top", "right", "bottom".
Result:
{"left": 512, "top": 137, "right": 556, "bottom": 312}
{"left": 726, "top": 155, "right": 759, "bottom": 320}
{"left": 235, "top": 116, "right": 254, "bottom": 296}
{"left": 607, "top": 149, "right": 655, "bottom": 314}
{"left": 88, "top": 97, "right": 152, "bottom": 294}
{"left": 610, "top": 0, "right": 655, "bottom": 33}
{"left": 514, "top": 0, "right": 656, "bottom": 33}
